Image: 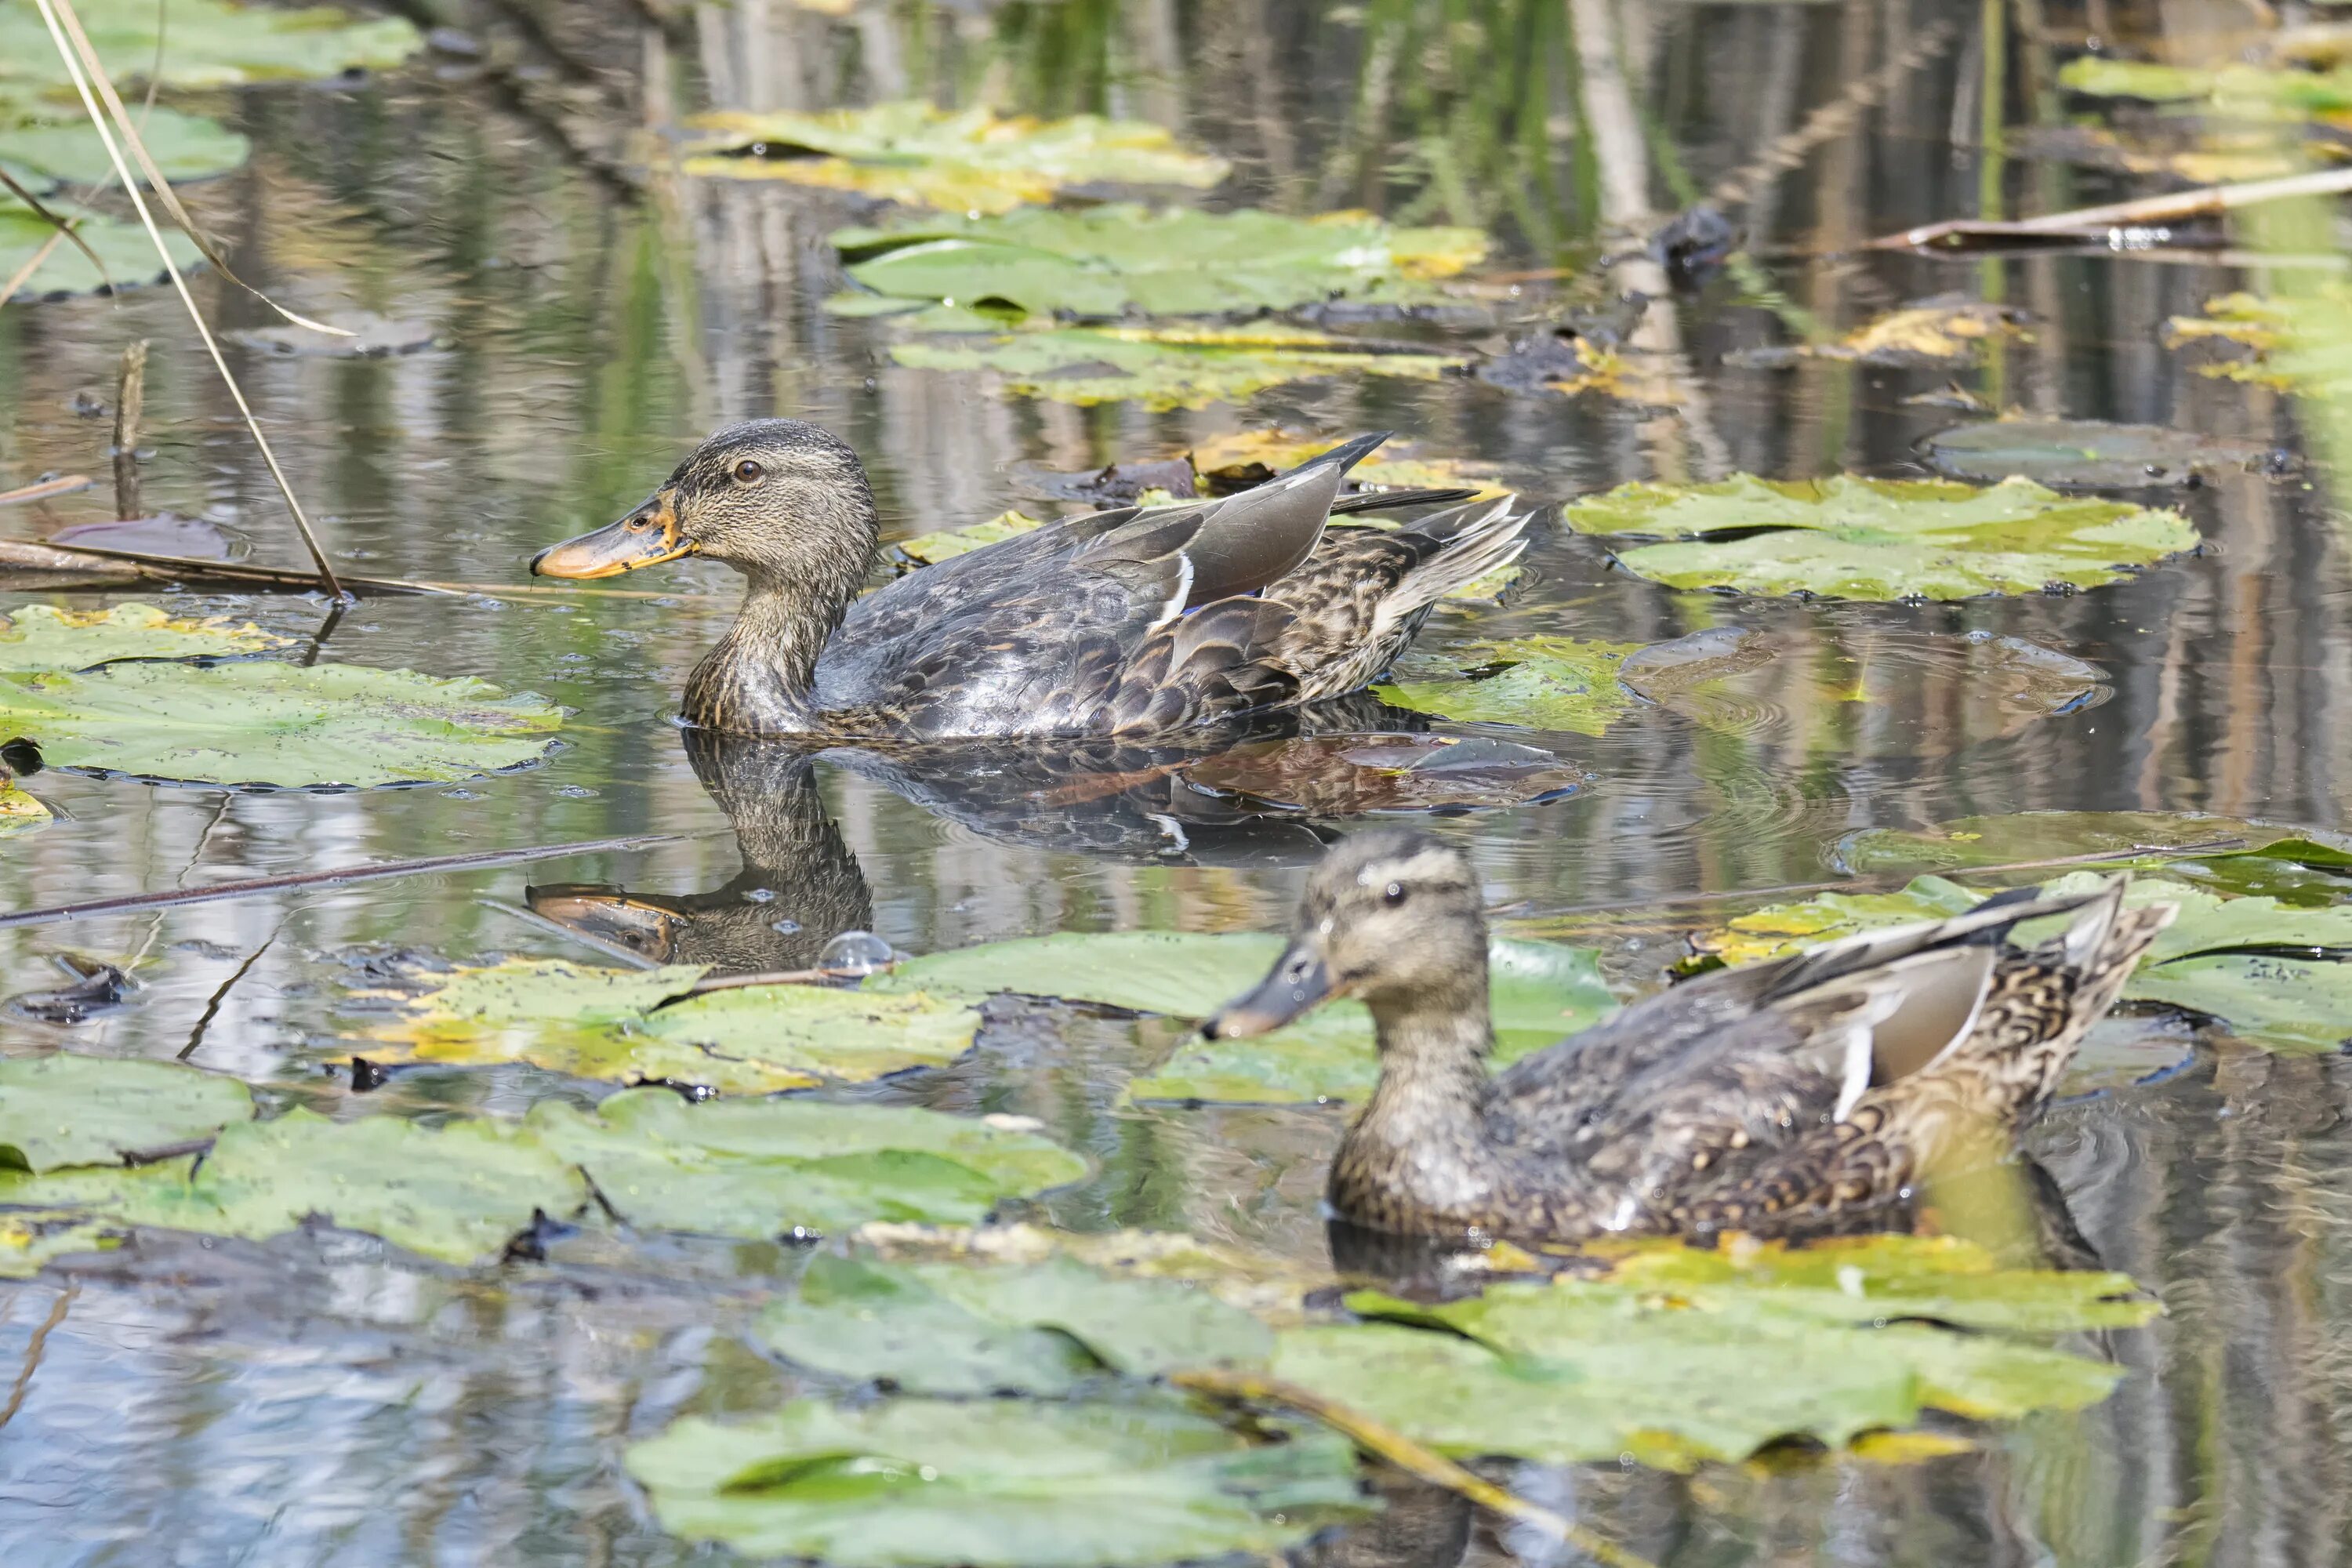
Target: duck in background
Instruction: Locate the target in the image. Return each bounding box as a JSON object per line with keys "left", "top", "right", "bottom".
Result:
{"left": 532, "top": 421, "right": 1524, "bottom": 740}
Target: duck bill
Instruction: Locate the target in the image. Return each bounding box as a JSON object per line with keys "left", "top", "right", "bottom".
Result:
{"left": 1202, "top": 940, "right": 1332, "bottom": 1039}
{"left": 524, "top": 884, "right": 688, "bottom": 963}
{"left": 532, "top": 491, "right": 693, "bottom": 579}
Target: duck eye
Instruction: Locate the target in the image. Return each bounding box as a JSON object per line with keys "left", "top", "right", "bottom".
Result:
{"left": 732, "top": 459, "right": 765, "bottom": 485}
{"left": 1383, "top": 882, "right": 1406, "bottom": 906}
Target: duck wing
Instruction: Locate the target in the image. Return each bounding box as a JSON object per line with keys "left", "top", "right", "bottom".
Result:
{"left": 815, "top": 438, "right": 1396, "bottom": 736}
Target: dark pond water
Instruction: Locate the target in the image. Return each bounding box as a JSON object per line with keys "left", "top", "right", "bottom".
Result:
{"left": 5, "top": 0, "right": 2352, "bottom": 1563}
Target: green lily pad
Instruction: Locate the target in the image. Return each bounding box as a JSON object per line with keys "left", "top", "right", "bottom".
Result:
{"left": 0, "top": 657, "right": 564, "bottom": 787}
{"left": 0, "top": 603, "right": 286, "bottom": 670}
{"left": 367, "top": 959, "right": 979, "bottom": 1094}
{"left": 0, "top": 1109, "right": 586, "bottom": 1265}
{"left": 836, "top": 205, "right": 1486, "bottom": 321}
{"left": 0, "top": 0, "right": 422, "bottom": 93}
{"left": 1832, "top": 810, "right": 2303, "bottom": 875}
{"left": 1561, "top": 474, "right": 2197, "bottom": 601}
{"left": 760, "top": 1251, "right": 1271, "bottom": 1394}
{"left": 1693, "top": 874, "right": 1986, "bottom": 966}
{"left": 1375, "top": 636, "right": 1641, "bottom": 735}
{"left": 887, "top": 324, "right": 1467, "bottom": 411}
{"left": 681, "top": 102, "right": 1227, "bottom": 213}
{"left": 894, "top": 509, "right": 1047, "bottom": 565}
{"left": 626, "top": 1396, "right": 1365, "bottom": 1568}
{"left": 0, "top": 98, "right": 250, "bottom": 189}
{"left": 1, "top": 191, "right": 201, "bottom": 301}
{"left": 0, "top": 1054, "right": 253, "bottom": 1172}
{"left": 524, "top": 1088, "right": 1087, "bottom": 1240}
{"left": 2126, "top": 954, "right": 2352, "bottom": 1053}
{"left": 1272, "top": 1235, "right": 2150, "bottom": 1469}
{"left": 1922, "top": 419, "right": 2290, "bottom": 488}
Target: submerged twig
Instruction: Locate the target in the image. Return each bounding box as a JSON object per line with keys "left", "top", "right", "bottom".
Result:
{"left": 1171, "top": 1369, "right": 1655, "bottom": 1568}
{"left": 32, "top": 0, "right": 347, "bottom": 599}
{"left": 1871, "top": 167, "right": 2352, "bottom": 251}
{"left": 0, "top": 833, "right": 688, "bottom": 931}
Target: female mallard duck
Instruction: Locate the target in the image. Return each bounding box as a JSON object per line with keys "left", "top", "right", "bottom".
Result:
{"left": 531, "top": 420, "right": 1525, "bottom": 739}
{"left": 1205, "top": 829, "right": 2175, "bottom": 1243}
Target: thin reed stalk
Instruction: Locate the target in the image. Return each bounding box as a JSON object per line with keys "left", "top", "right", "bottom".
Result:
{"left": 32, "top": 0, "right": 347, "bottom": 598}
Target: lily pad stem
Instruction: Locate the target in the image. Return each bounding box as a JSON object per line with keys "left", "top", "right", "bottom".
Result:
{"left": 1171, "top": 1368, "right": 1657, "bottom": 1568}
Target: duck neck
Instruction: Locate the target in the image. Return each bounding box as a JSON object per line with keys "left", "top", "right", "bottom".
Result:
{"left": 685, "top": 556, "right": 869, "bottom": 735}
{"left": 1355, "top": 981, "right": 1497, "bottom": 1152}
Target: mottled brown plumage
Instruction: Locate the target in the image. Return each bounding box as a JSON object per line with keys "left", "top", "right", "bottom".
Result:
{"left": 532, "top": 421, "right": 1526, "bottom": 740}
{"left": 1205, "top": 829, "right": 2176, "bottom": 1245}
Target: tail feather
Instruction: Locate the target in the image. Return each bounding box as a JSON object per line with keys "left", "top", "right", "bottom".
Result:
{"left": 1370, "top": 498, "right": 1531, "bottom": 640}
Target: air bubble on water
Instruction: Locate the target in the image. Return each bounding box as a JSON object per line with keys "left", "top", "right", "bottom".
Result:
{"left": 820, "top": 930, "right": 895, "bottom": 975}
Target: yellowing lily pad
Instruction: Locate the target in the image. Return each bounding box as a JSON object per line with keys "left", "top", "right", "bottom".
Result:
{"left": 0, "top": 602, "right": 285, "bottom": 670}
{"left": 626, "top": 1396, "right": 1364, "bottom": 1568}
{"left": 887, "top": 324, "right": 1467, "bottom": 411}
{"left": 681, "top": 102, "right": 1228, "bottom": 213}
{"left": 836, "top": 205, "right": 1486, "bottom": 320}
{"left": 0, "top": 658, "right": 563, "bottom": 787}
{"left": 1189, "top": 430, "right": 1510, "bottom": 500}
{"left": 0, "top": 782, "right": 51, "bottom": 835}
{"left": 1272, "top": 1233, "right": 2151, "bottom": 1470}
{"left": 367, "top": 959, "right": 979, "bottom": 1094}
{"left": 1375, "top": 636, "right": 1640, "bottom": 735}
{"left": 1563, "top": 474, "right": 2196, "bottom": 601}
{"left": 1731, "top": 299, "right": 2027, "bottom": 368}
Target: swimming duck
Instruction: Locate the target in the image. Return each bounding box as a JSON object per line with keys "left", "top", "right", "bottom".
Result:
{"left": 531, "top": 421, "right": 1526, "bottom": 740}
{"left": 1205, "top": 829, "right": 2175, "bottom": 1243}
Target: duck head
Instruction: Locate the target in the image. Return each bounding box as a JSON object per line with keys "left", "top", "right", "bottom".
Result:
{"left": 1204, "top": 828, "right": 1489, "bottom": 1038}
{"left": 532, "top": 419, "right": 878, "bottom": 588}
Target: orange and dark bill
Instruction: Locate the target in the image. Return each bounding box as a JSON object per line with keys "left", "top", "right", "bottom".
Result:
{"left": 524, "top": 884, "right": 687, "bottom": 964}
{"left": 532, "top": 489, "right": 691, "bottom": 579}
{"left": 1201, "top": 939, "right": 1331, "bottom": 1039}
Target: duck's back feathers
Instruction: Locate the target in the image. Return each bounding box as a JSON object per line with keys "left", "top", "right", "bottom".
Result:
{"left": 814, "top": 442, "right": 1530, "bottom": 739}
{"left": 1470, "top": 877, "right": 2173, "bottom": 1237}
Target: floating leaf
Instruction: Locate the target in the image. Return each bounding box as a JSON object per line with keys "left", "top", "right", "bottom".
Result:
{"left": 836, "top": 205, "right": 1486, "bottom": 320}
{"left": 1693, "top": 874, "right": 1985, "bottom": 966}
{"left": 2127, "top": 954, "right": 2352, "bottom": 1052}
{"left": 2002, "top": 123, "right": 2299, "bottom": 186}
{"left": 626, "top": 1396, "right": 1364, "bottom": 1568}
{"left": 1562, "top": 474, "right": 2195, "bottom": 601}
{"left": 1, "top": 191, "right": 201, "bottom": 301}
{"left": 1375, "top": 637, "right": 1640, "bottom": 735}
{"left": 760, "top": 1251, "right": 1271, "bottom": 1394}
{"left": 1921, "top": 419, "right": 2291, "bottom": 488}
{"left": 0, "top": 658, "right": 563, "bottom": 787}
{"left": 2058, "top": 56, "right": 2352, "bottom": 119}
{"left": 681, "top": 102, "right": 1227, "bottom": 213}
{"left": 0, "top": 1109, "right": 586, "bottom": 1265}
{"left": 887, "top": 324, "right": 1467, "bottom": 411}
{"left": 0, "top": 1210, "right": 119, "bottom": 1276}
{"left": 0, "top": 0, "right": 423, "bottom": 92}
{"left": 1832, "top": 810, "right": 2303, "bottom": 876}
{"left": 893, "top": 509, "right": 1047, "bottom": 566}
{"left": 0, "top": 1054, "right": 252, "bottom": 1173}
{"left": 1729, "top": 298, "right": 2027, "bottom": 368}
{"left": 1179, "top": 734, "right": 1588, "bottom": 815}
{"left": 856, "top": 1222, "right": 1329, "bottom": 1323}
{"left": 1189, "top": 430, "right": 1511, "bottom": 500}
{"left": 0, "top": 98, "right": 249, "bottom": 189}
{"left": 524, "top": 1089, "right": 1087, "bottom": 1239}
{"left": 1272, "top": 1235, "right": 2148, "bottom": 1469}
{"left": 368, "top": 959, "right": 978, "bottom": 1094}
{"left": 0, "top": 602, "right": 285, "bottom": 671}
{"left": 0, "top": 783, "right": 50, "bottom": 835}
